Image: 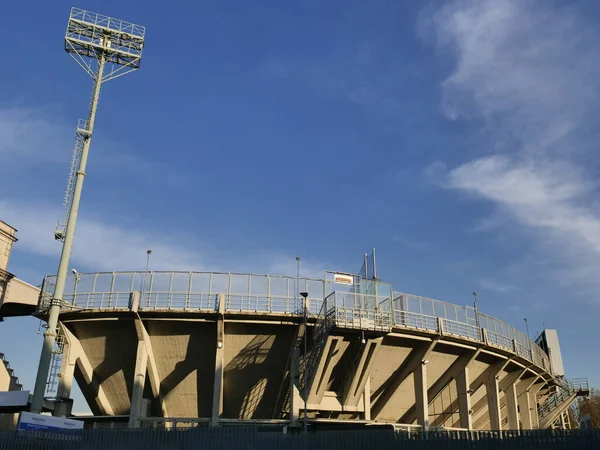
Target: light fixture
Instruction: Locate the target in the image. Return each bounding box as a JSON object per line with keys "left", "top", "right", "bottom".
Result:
{"left": 422, "top": 359, "right": 429, "bottom": 365}
{"left": 217, "top": 340, "right": 223, "bottom": 349}
{"left": 361, "top": 331, "right": 366, "bottom": 344}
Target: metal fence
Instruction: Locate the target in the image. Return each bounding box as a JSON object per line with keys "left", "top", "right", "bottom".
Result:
{"left": 1, "top": 428, "right": 599, "bottom": 450}
{"left": 38, "top": 271, "right": 551, "bottom": 372}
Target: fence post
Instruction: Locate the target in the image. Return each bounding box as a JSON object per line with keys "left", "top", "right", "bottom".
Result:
{"left": 129, "top": 291, "right": 140, "bottom": 312}
{"left": 482, "top": 328, "right": 489, "bottom": 346}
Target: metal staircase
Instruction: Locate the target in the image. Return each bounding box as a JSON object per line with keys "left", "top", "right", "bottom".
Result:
{"left": 538, "top": 378, "right": 589, "bottom": 429}
{"left": 302, "top": 294, "right": 336, "bottom": 398}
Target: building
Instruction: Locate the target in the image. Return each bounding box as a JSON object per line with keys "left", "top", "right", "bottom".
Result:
{"left": 0, "top": 221, "right": 39, "bottom": 320}
{"left": 0, "top": 225, "right": 587, "bottom": 431}
{"left": 31, "top": 266, "right": 585, "bottom": 431}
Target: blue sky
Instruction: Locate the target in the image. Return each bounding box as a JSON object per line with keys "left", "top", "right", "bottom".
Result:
{"left": 1, "top": 0, "right": 599, "bottom": 411}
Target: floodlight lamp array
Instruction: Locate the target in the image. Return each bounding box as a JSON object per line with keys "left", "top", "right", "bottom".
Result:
{"left": 64, "top": 7, "right": 145, "bottom": 82}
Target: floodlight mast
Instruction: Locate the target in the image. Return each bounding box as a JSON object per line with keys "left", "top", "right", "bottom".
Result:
{"left": 31, "top": 8, "right": 145, "bottom": 414}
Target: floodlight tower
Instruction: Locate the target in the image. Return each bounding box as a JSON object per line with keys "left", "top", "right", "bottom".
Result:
{"left": 31, "top": 7, "right": 145, "bottom": 413}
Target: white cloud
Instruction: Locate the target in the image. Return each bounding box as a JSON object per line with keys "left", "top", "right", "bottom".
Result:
{"left": 426, "top": 0, "right": 600, "bottom": 295}
{"left": 478, "top": 277, "right": 518, "bottom": 293}
{"left": 2, "top": 199, "right": 329, "bottom": 283}
{"left": 1, "top": 200, "right": 204, "bottom": 272}
{"left": 0, "top": 106, "right": 71, "bottom": 162}
{"left": 0, "top": 104, "right": 188, "bottom": 189}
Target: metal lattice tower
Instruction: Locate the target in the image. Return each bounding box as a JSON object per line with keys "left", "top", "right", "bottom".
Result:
{"left": 31, "top": 7, "right": 146, "bottom": 413}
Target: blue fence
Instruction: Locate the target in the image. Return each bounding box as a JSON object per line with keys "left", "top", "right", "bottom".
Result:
{"left": 1, "top": 428, "right": 599, "bottom": 450}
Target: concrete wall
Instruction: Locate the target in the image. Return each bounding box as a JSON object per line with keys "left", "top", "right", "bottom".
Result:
{"left": 59, "top": 313, "right": 554, "bottom": 430}
{"left": 370, "top": 336, "right": 416, "bottom": 422}
{"left": 223, "top": 323, "right": 294, "bottom": 419}
{"left": 0, "top": 357, "right": 10, "bottom": 391}
{"left": 0, "top": 356, "right": 18, "bottom": 430}
{"left": 71, "top": 320, "right": 138, "bottom": 415}
{"left": 146, "top": 320, "right": 216, "bottom": 418}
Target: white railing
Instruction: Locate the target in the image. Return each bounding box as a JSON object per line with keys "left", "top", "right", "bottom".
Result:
{"left": 394, "top": 310, "right": 439, "bottom": 332}
{"left": 486, "top": 330, "right": 514, "bottom": 350}
{"left": 38, "top": 271, "right": 553, "bottom": 372}
{"left": 442, "top": 318, "right": 481, "bottom": 341}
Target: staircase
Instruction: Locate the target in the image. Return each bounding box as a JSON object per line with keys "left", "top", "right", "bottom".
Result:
{"left": 538, "top": 378, "right": 589, "bottom": 429}
{"left": 0, "top": 352, "right": 22, "bottom": 391}
{"left": 302, "top": 294, "right": 336, "bottom": 398}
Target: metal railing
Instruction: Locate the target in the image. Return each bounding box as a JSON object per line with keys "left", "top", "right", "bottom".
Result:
{"left": 394, "top": 310, "right": 439, "bottom": 332}
{"left": 318, "top": 291, "right": 393, "bottom": 332}
{"left": 38, "top": 271, "right": 553, "bottom": 372}
{"left": 486, "top": 329, "right": 514, "bottom": 350}
{"left": 442, "top": 318, "right": 481, "bottom": 341}
{"left": 1, "top": 427, "right": 599, "bottom": 449}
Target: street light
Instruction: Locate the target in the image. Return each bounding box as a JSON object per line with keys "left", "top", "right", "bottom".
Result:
{"left": 141, "top": 249, "right": 152, "bottom": 305}
{"left": 300, "top": 291, "right": 309, "bottom": 434}
{"left": 472, "top": 292, "right": 480, "bottom": 329}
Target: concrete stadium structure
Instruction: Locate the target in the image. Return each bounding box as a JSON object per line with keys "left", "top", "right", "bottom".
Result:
{"left": 31, "top": 266, "right": 587, "bottom": 431}
{"left": 0, "top": 221, "right": 39, "bottom": 320}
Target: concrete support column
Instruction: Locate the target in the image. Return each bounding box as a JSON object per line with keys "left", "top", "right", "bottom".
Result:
{"left": 289, "top": 347, "right": 301, "bottom": 426}
{"left": 518, "top": 389, "right": 533, "bottom": 429}
{"left": 414, "top": 362, "right": 429, "bottom": 431}
{"left": 343, "top": 338, "right": 382, "bottom": 408}
{"left": 362, "top": 377, "right": 371, "bottom": 421}
{"left": 456, "top": 366, "right": 472, "bottom": 430}
{"left": 211, "top": 293, "right": 225, "bottom": 427}
{"left": 530, "top": 390, "right": 540, "bottom": 429}
{"left": 128, "top": 341, "right": 148, "bottom": 428}
{"left": 505, "top": 382, "right": 519, "bottom": 430}
{"left": 486, "top": 377, "right": 502, "bottom": 431}
{"left": 306, "top": 336, "right": 344, "bottom": 407}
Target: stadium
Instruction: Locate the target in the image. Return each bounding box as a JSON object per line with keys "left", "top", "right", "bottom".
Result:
{"left": 5, "top": 251, "right": 578, "bottom": 431}
{"left": 0, "top": 7, "right": 590, "bottom": 437}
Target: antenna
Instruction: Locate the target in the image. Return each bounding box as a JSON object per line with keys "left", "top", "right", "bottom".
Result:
{"left": 32, "top": 7, "right": 146, "bottom": 414}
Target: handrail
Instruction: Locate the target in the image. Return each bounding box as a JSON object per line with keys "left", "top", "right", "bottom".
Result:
{"left": 38, "top": 270, "right": 553, "bottom": 373}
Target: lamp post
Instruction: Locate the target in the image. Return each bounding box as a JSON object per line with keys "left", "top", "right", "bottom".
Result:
{"left": 31, "top": 8, "right": 146, "bottom": 413}
{"left": 472, "top": 292, "right": 480, "bottom": 329}
{"left": 141, "top": 249, "right": 152, "bottom": 305}
{"left": 300, "top": 291, "right": 309, "bottom": 434}
{"left": 296, "top": 257, "right": 301, "bottom": 312}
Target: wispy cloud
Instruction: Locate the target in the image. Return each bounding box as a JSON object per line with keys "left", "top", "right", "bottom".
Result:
{"left": 0, "top": 104, "right": 188, "bottom": 188}
{"left": 424, "top": 0, "right": 600, "bottom": 296}
{"left": 2, "top": 199, "right": 328, "bottom": 283}
{"left": 0, "top": 105, "right": 71, "bottom": 162}
{"left": 478, "top": 277, "right": 518, "bottom": 293}
{"left": 1, "top": 200, "right": 204, "bottom": 273}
